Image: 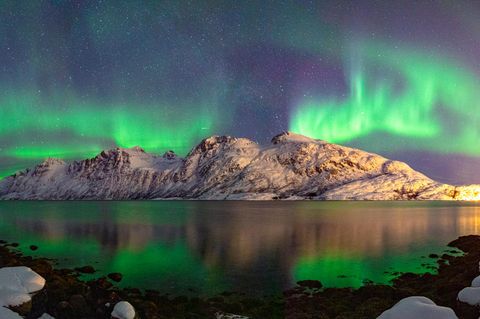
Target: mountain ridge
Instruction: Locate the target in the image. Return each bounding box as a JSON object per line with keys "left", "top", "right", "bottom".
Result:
{"left": 1, "top": 132, "right": 479, "bottom": 200}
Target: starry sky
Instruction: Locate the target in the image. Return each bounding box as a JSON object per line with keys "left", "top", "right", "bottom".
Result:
{"left": 1, "top": 0, "right": 480, "bottom": 184}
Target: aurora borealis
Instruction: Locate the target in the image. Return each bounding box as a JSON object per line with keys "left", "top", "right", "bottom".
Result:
{"left": 290, "top": 43, "right": 480, "bottom": 154}
{"left": 1, "top": 1, "right": 480, "bottom": 183}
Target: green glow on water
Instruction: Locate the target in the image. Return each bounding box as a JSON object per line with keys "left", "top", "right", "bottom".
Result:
{"left": 0, "top": 201, "right": 229, "bottom": 293}
{"left": 294, "top": 253, "right": 369, "bottom": 288}
{"left": 109, "top": 242, "right": 227, "bottom": 293}
{"left": 293, "top": 249, "right": 439, "bottom": 288}
{"left": 0, "top": 201, "right": 468, "bottom": 295}
{"left": 289, "top": 43, "right": 480, "bottom": 155}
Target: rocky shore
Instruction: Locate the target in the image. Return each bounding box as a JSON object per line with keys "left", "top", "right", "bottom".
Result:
{"left": 2, "top": 236, "right": 480, "bottom": 318}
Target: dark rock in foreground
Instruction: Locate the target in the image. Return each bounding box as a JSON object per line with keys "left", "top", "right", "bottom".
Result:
{"left": 108, "top": 272, "right": 123, "bottom": 282}
{"left": 74, "top": 265, "right": 95, "bottom": 274}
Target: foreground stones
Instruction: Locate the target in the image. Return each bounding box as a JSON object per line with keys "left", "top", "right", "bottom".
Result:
{"left": 0, "top": 266, "right": 45, "bottom": 294}
{"left": 0, "top": 265, "right": 136, "bottom": 319}
{"left": 215, "top": 312, "right": 250, "bottom": 319}
{"left": 457, "top": 273, "right": 480, "bottom": 306}
{"left": 377, "top": 296, "right": 458, "bottom": 319}
{"left": 3, "top": 236, "right": 480, "bottom": 318}
{"left": 283, "top": 235, "right": 480, "bottom": 319}
{"left": 458, "top": 287, "right": 480, "bottom": 306}
{"left": 350, "top": 251, "right": 480, "bottom": 319}
{"left": 0, "top": 266, "right": 54, "bottom": 318}
{"left": 111, "top": 301, "right": 136, "bottom": 319}
{"left": 0, "top": 306, "right": 23, "bottom": 319}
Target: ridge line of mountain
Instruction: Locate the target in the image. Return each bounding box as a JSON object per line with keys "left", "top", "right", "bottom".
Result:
{"left": 1, "top": 132, "right": 479, "bottom": 200}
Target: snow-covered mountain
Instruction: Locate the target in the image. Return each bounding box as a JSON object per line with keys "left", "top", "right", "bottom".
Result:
{"left": 1, "top": 132, "right": 479, "bottom": 200}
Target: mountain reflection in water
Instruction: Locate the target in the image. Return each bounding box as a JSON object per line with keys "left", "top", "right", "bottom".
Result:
{"left": 0, "top": 201, "right": 479, "bottom": 295}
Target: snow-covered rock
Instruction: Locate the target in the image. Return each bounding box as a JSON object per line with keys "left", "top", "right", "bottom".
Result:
{"left": 471, "top": 275, "right": 480, "bottom": 287}
{"left": 0, "top": 306, "right": 23, "bottom": 319}
{"left": 377, "top": 296, "right": 458, "bottom": 319}
{"left": 0, "top": 266, "right": 45, "bottom": 294}
{"left": 111, "top": 301, "right": 135, "bottom": 319}
{"left": 1, "top": 132, "right": 478, "bottom": 200}
{"left": 456, "top": 270, "right": 480, "bottom": 306}
{"left": 454, "top": 185, "right": 480, "bottom": 200}
{"left": 0, "top": 288, "right": 31, "bottom": 307}
{"left": 0, "top": 267, "right": 46, "bottom": 318}
{"left": 215, "top": 312, "right": 250, "bottom": 319}
{"left": 458, "top": 286, "right": 480, "bottom": 305}
{"left": 0, "top": 266, "right": 46, "bottom": 314}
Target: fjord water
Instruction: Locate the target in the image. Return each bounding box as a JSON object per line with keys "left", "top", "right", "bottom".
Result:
{"left": 0, "top": 201, "right": 478, "bottom": 296}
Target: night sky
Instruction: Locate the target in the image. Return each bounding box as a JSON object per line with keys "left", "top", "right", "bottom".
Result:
{"left": 1, "top": 0, "right": 480, "bottom": 184}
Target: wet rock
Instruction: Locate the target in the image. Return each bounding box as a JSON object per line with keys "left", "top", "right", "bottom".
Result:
{"left": 215, "top": 312, "right": 250, "bottom": 319}
{"left": 441, "top": 254, "right": 456, "bottom": 262}
{"left": 93, "top": 277, "right": 113, "bottom": 290}
{"left": 139, "top": 300, "right": 158, "bottom": 318}
{"left": 297, "top": 280, "right": 323, "bottom": 289}
{"left": 447, "top": 235, "right": 480, "bottom": 252}
{"left": 30, "top": 288, "right": 48, "bottom": 316}
{"left": 95, "top": 306, "right": 107, "bottom": 317}
{"left": 106, "top": 290, "right": 120, "bottom": 302}
{"left": 108, "top": 272, "right": 123, "bottom": 282}
{"left": 145, "top": 290, "right": 160, "bottom": 302}
{"left": 208, "top": 296, "right": 224, "bottom": 304}
{"left": 30, "top": 260, "right": 53, "bottom": 277}
{"left": 74, "top": 265, "right": 95, "bottom": 274}
{"left": 55, "top": 301, "right": 74, "bottom": 318}
{"left": 9, "top": 298, "right": 32, "bottom": 316}
{"left": 356, "top": 285, "right": 396, "bottom": 300}
{"left": 124, "top": 288, "right": 141, "bottom": 295}
{"left": 69, "top": 294, "right": 88, "bottom": 312}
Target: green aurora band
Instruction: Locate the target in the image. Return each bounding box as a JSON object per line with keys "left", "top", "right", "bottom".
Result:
{"left": 289, "top": 43, "right": 480, "bottom": 155}
{"left": 3, "top": 39, "right": 480, "bottom": 179}
{"left": 0, "top": 92, "right": 218, "bottom": 177}
{"left": 2, "top": 94, "right": 215, "bottom": 153}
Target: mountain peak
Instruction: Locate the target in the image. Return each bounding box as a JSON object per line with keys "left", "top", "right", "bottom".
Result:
{"left": 162, "top": 150, "right": 177, "bottom": 160}
{"left": 271, "top": 131, "right": 319, "bottom": 144}
{"left": 39, "top": 158, "right": 66, "bottom": 167}
{"left": 188, "top": 135, "right": 237, "bottom": 156}
{"left": 111, "top": 146, "right": 146, "bottom": 154}
{"left": 98, "top": 146, "right": 146, "bottom": 158}
{"left": 127, "top": 146, "right": 145, "bottom": 153}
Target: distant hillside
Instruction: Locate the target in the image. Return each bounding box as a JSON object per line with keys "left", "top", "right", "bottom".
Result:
{"left": 1, "top": 132, "right": 479, "bottom": 200}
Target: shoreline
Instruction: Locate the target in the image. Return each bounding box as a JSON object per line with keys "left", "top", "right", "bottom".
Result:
{"left": 2, "top": 236, "right": 480, "bottom": 318}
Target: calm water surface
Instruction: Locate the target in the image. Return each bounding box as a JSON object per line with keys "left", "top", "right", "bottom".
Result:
{"left": 0, "top": 201, "right": 479, "bottom": 296}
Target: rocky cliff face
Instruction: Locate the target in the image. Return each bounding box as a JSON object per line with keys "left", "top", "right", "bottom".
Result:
{"left": 0, "top": 132, "right": 478, "bottom": 200}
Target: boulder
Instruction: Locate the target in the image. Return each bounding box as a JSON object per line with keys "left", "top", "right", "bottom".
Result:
{"left": 377, "top": 296, "right": 457, "bottom": 319}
